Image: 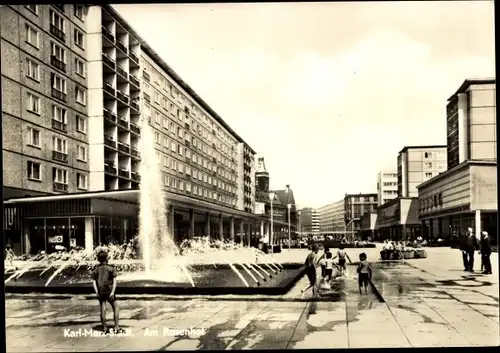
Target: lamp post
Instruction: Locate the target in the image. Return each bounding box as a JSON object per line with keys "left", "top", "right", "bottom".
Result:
{"left": 287, "top": 203, "right": 292, "bottom": 252}
{"left": 269, "top": 192, "right": 275, "bottom": 255}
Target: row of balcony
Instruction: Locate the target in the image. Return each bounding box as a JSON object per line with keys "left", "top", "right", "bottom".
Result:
{"left": 104, "top": 163, "right": 140, "bottom": 181}
{"left": 101, "top": 26, "right": 140, "bottom": 64}
{"left": 53, "top": 181, "right": 68, "bottom": 193}
{"left": 49, "top": 24, "right": 65, "bottom": 43}
{"left": 103, "top": 135, "right": 140, "bottom": 158}
{"left": 51, "top": 87, "right": 67, "bottom": 103}
{"left": 102, "top": 54, "right": 141, "bottom": 90}
{"left": 103, "top": 109, "right": 141, "bottom": 135}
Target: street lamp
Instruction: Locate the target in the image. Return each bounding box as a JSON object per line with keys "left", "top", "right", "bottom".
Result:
{"left": 269, "top": 192, "right": 275, "bottom": 255}
{"left": 287, "top": 203, "right": 292, "bottom": 252}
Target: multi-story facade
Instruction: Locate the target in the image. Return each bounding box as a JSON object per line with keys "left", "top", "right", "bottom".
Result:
{"left": 377, "top": 171, "right": 398, "bottom": 206}
{"left": 318, "top": 199, "right": 345, "bottom": 234}
{"left": 236, "top": 142, "right": 256, "bottom": 213}
{"left": 418, "top": 78, "right": 497, "bottom": 244}
{"left": 2, "top": 5, "right": 263, "bottom": 255}
{"left": 397, "top": 146, "right": 447, "bottom": 197}
{"left": 344, "top": 193, "right": 378, "bottom": 239}
{"left": 298, "top": 207, "right": 320, "bottom": 236}
{"left": 2, "top": 4, "right": 91, "bottom": 202}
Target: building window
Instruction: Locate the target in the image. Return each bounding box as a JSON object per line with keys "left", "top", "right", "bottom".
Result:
{"left": 172, "top": 160, "right": 177, "bottom": 171}
{"left": 74, "top": 5, "right": 84, "bottom": 20}
{"left": 155, "top": 110, "right": 160, "bottom": 124}
{"left": 424, "top": 162, "right": 433, "bottom": 169}
{"left": 25, "top": 5, "right": 39, "bottom": 15}
{"left": 77, "top": 145, "right": 87, "bottom": 161}
{"left": 164, "top": 174, "right": 170, "bottom": 186}
{"left": 155, "top": 131, "right": 160, "bottom": 144}
{"left": 75, "top": 58, "right": 85, "bottom": 77}
{"left": 75, "top": 87, "right": 86, "bottom": 105}
{"left": 26, "top": 58, "right": 40, "bottom": 81}
{"left": 51, "top": 73, "right": 67, "bottom": 93}
{"left": 171, "top": 141, "right": 176, "bottom": 152}
{"left": 51, "top": 42, "right": 66, "bottom": 65}
{"left": 50, "top": 10, "right": 65, "bottom": 33}
{"left": 424, "top": 152, "right": 432, "bottom": 159}
{"left": 76, "top": 115, "right": 87, "bottom": 133}
{"left": 74, "top": 29, "right": 84, "bottom": 48}
{"left": 52, "top": 105, "right": 67, "bottom": 123}
{"left": 77, "top": 173, "right": 87, "bottom": 190}
{"left": 163, "top": 155, "right": 169, "bottom": 167}
{"left": 53, "top": 167, "right": 68, "bottom": 184}
{"left": 27, "top": 127, "right": 41, "bottom": 148}
{"left": 155, "top": 91, "right": 160, "bottom": 103}
{"left": 52, "top": 136, "right": 67, "bottom": 153}
{"left": 163, "top": 117, "right": 168, "bottom": 129}
{"left": 425, "top": 172, "right": 433, "bottom": 180}
{"left": 27, "top": 92, "right": 40, "bottom": 114}
{"left": 25, "top": 24, "right": 39, "bottom": 48}
{"left": 27, "top": 161, "right": 41, "bottom": 181}
{"left": 177, "top": 145, "right": 183, "bottom": 156}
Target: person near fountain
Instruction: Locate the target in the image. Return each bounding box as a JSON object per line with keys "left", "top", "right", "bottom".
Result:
{"left": 301, "top": 244, "right": 320, "bottom": 298}
{"left": 4, "top": 245, "right": 18, "bottom": 270}
{"left": 318, "top": 247, "right": 331, "bottom": 278}
{"left": 333, "top": 246, "right": 351, "bottom": 276}
{"left": 92, "top": 250, "right": 122, "bottom": 334}
{"left": 357, "top": 252, "right": 372, "bottom": 295}
{"left": 324, "top": 251, "right": 334, "bottom": 282}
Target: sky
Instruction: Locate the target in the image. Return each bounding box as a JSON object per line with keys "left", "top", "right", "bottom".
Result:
{"left": 113, "top": 1, "right": 495, "bottom": 209}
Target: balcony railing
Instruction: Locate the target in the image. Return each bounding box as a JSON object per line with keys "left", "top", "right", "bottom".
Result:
{"left": 102, "top": 54, "right": 115, "bottom": 69}
{"left": 51, "top": 88, "right": 67, "bottom": 102}
{"left": 143, "top": 93, "right": 151, "bottom": 103}
{"left": 51, "top": 119, "right": 67, "bottom": 132}
{"left": 130, "top": 52, "right": 139, "bottom": 64}
{"left": 118, "top": 142, "right": 130, "bottom": 154}
{"left": 103, "top": 109, "right": 117, "bottom": 123}
{"left": 53, "top": 182, "right": 68, "bottom": 193}
{"left": 130, "top": 123, "right": 140, "bottom": 134}
{"left": 117, "top": 41, "right": 127, "bottom": 54}
{"left": 102, "top": 26, "right": 115, "bottom": 43}
{"left": 131, "top": 172, "right": 140, "bottom": 181}
{"left": 117, "top": 91, "right": 129, "bottom": 104}
{"left": 118, "top": 118, "right": 128, "bottom": 129}
{"left": 118, "top": 168, "right": 130, "bottom": 178}
{"left": 49, "top": 24, "right": 65, "bottom": 42}
{"left": 52, "top": 150, "right": 68, "bottom": 163}
{"left": 131, "top": 147, "right": 140, "bottom": 157}
{"left": 131, "top": 101, "right": 140, "bottom": 112}
{"left": 103, "top": 81, "right": 115, "bottom": 96}
{"left": 50, "top": 56, "right": 66, "bottom": 72}
{"left": 104, "top": 135, "right": 116, "bottom": 148}
{"left": 130, "top": 75, "right": 140, "bottom": 87}
{"left": 143, "top": 71, "right": 150, "bottom": 81}
{"left": 116, "top": 65, "right": 127, "bottom": 78}
{"left": 104, "top": 164, "right": 117, "bottom": 175}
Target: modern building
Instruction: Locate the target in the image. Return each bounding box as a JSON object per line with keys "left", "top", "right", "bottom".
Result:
{"left": 377, "top": 171, "right": 398, "bottom": 206}
{"left": 344, "top": 193, "right": 378, "bottom": 240}
{"left": 397, "top": 145, "right": 447, "bottom": 197}
{"left": 374, "top": 197, "right": 421, "bottom": 241}
{"left": 318, "top": 199, "right": 345, "bottom": 235}
{"left": 2, "top": 4, "right": 262, "bottom": 255}
{"left": 417, "top": 78, "right": 497, "bottom": 244}
{"left": 298, "top": 207, "right": 320, "bottom": 236}
{"left": 359, "top": 212, "right": 377, "bottom": 241}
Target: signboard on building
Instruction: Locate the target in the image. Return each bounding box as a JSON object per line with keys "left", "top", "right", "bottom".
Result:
{"left": 48, "top": 235, "right": 63, "bottom": 244}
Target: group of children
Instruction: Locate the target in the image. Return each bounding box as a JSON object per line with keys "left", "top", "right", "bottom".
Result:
{"left": 301, "top": 244, "right": 372, "bottom": 298}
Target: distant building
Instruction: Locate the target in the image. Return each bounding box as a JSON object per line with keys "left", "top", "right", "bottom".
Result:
{"left": 344, "top": 193, "right": 378, "bottom": 240}
{"left": 397, "top": 146, "right": 447, "bottom": 198}
{"left": 418, "top": 78, "right": 497, "bottom": 243}
{"left": 299, "top": 207, "right": 320, "bottom": 236}
{"left": 377, "top": 171, "right": 398, "bottom": 206}
{"left": 318, "top": 199, "right": 345, "bottom": 234}
{"left": 374, "top": 197, "right": 421, "bottom": 241}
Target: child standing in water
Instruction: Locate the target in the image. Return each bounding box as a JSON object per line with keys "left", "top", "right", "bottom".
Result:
{"left": 357, "top": 252, "right": 372, "bottom": 294}
{"left": 333, "top": 246, "right": 351, "bottom": 276}
{"left": 301, "top": 244, "right": 320, "bottom": 298}
{"left": 324, "top": 252, "right": 334, "bottom": 282}
{"left": 92, "top": 250, "right": 122, "bottom": 334}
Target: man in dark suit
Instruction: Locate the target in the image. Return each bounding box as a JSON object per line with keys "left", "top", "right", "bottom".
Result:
{"left": 480, "top": 231, "right": 492, "bottom": 275}
{"left": 464, "top": 228, "right": 480, "bottom": 272}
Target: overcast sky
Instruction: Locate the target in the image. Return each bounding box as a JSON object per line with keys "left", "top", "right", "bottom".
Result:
{"left": 113, "top": 1, "right": 495, "bottom": 209}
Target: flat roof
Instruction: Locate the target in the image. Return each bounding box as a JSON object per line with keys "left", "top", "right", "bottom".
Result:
{"left": 416, "top": 159, "right": 497, "bottom": 190}
{"left": 398, "top": 145, "right": 447, "bottom": 154}
{"left": 345, "top": 193, "right": 378, "bottom": 197}
{"left": 447, "top": 78, "right": 496, "bottom": 102}
{"left": 377, "top": 196, "right": 418, "bottom": 210}
{"left": 104, "top": 5, "right": 256, "bottom": 155}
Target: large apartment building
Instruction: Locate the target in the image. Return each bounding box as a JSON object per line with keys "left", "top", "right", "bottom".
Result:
{"left": 377, "top": 171, "right": 398, "bottom": 206}
{"left": 298, "top": 207, "right": 320, "bottom": 235}
{"left": 397, "top": 145, "right": 447, "bottom": 198}
{"left": 344, "top": 193, "right": 378, "bottom": 235}
{"left": 2, "top": 4, "right": 262, "bottom": 254}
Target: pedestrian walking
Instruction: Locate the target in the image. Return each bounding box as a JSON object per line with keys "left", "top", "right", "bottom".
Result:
{"left": 480, "top": 231, "right": 492, "bottom": 275}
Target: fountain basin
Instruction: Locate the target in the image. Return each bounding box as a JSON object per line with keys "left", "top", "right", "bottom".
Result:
{"left": 5, "top": 262, "right": 306, "bottom": 296}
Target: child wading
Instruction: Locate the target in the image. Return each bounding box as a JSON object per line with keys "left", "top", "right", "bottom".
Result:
{"left": 324, "top": 252, "right": 334, "bottom": 282}
{"left": 357, "top": 252, "right": 372, "bottom": 294}
{"left": 333, "top": 246, "right": 351, "bottom": 276}
{"left": 92, "top": 250, "right": 122, "bottom": 333}
{"left": 301, "top": 244, "right": 319, "bottom": 298}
